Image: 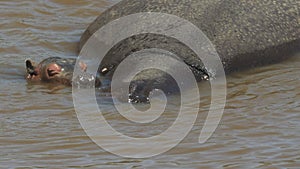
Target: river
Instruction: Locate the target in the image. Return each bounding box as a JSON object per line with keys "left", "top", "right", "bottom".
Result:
{"left": 1, "top": 0, "right": 299, "bottom": 168}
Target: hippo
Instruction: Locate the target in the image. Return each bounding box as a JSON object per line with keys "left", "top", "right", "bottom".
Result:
{"left": 25, "top": 57, "right": 101, "bottom": 87}
{"left": 26, "top": 0, "right": 299, "bottom": 103}
{"left": 77, "top": 0, "right": 299, "bottom": 102}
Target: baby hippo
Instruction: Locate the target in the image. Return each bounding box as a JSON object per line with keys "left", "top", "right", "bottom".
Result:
{"left": 25, "top": 57, "right": 177, "bottom": 103}
{"left": 25, "top": 57, "right": 99, "bottom": 87}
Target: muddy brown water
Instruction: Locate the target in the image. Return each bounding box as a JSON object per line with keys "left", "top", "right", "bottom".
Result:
{"left": 1, "top": 0, "right": 299, "bottom": 168}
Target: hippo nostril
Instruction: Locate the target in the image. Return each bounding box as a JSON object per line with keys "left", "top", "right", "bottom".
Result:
{"left": 26, "top": 60, "right": 33, "bottom": 69}
{"left": 27, "top": 69, "right": 37, "bottom": 76}
{"left": 25, "top": 59, "right": 38, "bottom": 76}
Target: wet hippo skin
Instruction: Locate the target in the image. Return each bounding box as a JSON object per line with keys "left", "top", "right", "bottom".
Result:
{"left": 78, "top": 0, "right": 299, "bottom": 102}
{"left": 80, "top": 0, "right": 299, "bottom": 72}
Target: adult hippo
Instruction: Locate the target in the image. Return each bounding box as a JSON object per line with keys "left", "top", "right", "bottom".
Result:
{"left": 27, "top": 0, "right": 299, "bottom": 102}
{"left": 80, "top": 0, "right": 299, "bottom": 72}
{"left": 78, "top": 0, "right": 299, "bottom": 102}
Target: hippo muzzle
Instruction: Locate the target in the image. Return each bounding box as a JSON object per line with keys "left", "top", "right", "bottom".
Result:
{"left": 25, "top": 57, "right": 99, "bottom": 86}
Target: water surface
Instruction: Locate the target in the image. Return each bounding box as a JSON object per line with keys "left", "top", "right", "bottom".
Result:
{"left": 1, "top": 0, "right": 299, "bottom": 168}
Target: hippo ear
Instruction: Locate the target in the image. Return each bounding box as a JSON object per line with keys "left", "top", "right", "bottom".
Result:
{"left": 25, "top": 60, "right": 37, "bottom": 75}
{"left": 47, "top": 63, "right": 61, "bottom": 77}
{"left": 79, "top": 61, "right": 87, "bottom": 72}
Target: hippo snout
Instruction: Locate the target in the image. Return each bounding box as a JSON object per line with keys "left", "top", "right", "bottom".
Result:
{"left": 25, "top": 57, "right": 97, "bottom": 86}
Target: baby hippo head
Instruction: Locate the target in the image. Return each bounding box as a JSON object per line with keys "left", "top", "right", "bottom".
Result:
{"left": 25, "top": 57, "right": 87, "bottom": 85}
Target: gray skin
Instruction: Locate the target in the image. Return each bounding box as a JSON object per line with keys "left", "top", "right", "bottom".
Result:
{"left": 78, "top": 0, "right": 299, "bottom": 103}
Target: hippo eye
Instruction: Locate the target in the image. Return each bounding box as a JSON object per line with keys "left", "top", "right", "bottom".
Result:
{"left": 101, "top": 65, "right": 114, "bottom": 75}
{"left": 46, "top": 63, "right": 62, "bottom": 78}
{"left": 47, "top": 69, "right": 60, "bottom": 77}
{"left": 101, "top": 68, "right": 109, "bottom": 74}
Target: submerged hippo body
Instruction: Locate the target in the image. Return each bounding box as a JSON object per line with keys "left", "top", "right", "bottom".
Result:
{"left": 77, "top": 0, "right": 299, "bottom": 102}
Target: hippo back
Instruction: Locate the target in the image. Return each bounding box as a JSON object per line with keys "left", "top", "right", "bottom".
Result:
{"left": 79, "top": 0, "right": 299, "bottom": 73}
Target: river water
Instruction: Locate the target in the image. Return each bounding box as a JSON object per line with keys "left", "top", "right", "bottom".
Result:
{"left": 1, "top": 0, "right": 299, "bottom": 168}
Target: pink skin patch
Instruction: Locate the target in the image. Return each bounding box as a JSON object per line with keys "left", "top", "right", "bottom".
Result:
{"left": 26, "top": 58, "right": 88, "bottom": 82}
{"left": 26, "top": 63, "right": 62, "bottom": 81}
